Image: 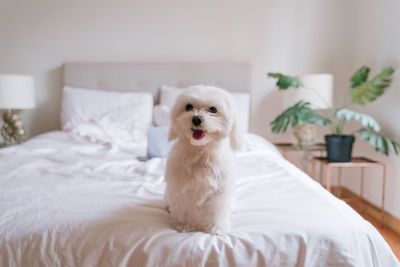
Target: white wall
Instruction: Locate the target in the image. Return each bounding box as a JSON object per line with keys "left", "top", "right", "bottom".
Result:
{"left": 3, "top": 1, "right": 398, "bottom": 217}
{"left": 340, "top": 0, "right": 400, "bottom": 218}
{"left": 0, "top": 0, "right": 357, "bottom": 136}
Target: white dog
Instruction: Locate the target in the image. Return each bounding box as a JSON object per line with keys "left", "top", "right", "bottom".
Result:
{"left": 165, "top": 85, "right": 241, "bottom": 234}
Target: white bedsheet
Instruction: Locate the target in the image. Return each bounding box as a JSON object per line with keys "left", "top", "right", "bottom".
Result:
{"left": 0, "top": 131, "right": 398, "bottom": 267}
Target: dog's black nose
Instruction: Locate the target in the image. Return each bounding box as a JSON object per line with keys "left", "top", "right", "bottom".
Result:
{"left": 192, "top": 116, "right": 202, "bottom": 126}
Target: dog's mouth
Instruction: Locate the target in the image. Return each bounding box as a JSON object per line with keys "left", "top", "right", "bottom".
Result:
{"left": 191, "top": 128, "right": 205, "bottom": 140}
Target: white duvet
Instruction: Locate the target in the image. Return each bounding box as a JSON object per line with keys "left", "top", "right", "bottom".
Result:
{"left": 0, "top": 131, "right": 398, "bottom": 267}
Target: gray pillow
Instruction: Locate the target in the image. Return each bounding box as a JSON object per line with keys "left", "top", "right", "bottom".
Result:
{"left": 146, "top": 127, "right": 174, "bottom": 158}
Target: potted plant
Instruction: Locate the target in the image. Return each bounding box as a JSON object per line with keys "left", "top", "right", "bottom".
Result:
{"left": 268, "top": 66, "right": 400, "bottom": 162}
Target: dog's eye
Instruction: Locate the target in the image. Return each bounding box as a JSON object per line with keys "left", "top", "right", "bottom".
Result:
{"left": 185, "top": 104, "right": 193, "bottom": 111}
{"left": 208, "top": 106, "right": 217, "bottom": 113}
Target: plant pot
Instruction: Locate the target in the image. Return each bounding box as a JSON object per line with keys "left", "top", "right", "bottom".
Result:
{"left": 325, "top": 135, "right": 355, "bottom": 162}
{"left": 292, "top": 123, "right": 317, "bottom": 147}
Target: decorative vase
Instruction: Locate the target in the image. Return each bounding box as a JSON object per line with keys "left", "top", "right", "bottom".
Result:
{"left": 1, "top": 111, "right": 25, "bottom": 145}
{"left": 293, "top": 123, "right": 317, "bottom": 146}
{"left": 325, "top": 135, "right": 355, "bottom": 162}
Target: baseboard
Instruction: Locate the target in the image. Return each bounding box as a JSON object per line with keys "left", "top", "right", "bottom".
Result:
{"left": 334, "top": 186, "right": 400, "bottom": 235}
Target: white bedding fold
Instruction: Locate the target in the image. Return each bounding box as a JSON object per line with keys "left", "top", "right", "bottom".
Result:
{"left": 0, "top": 131, "right": 398, "bottom": 267}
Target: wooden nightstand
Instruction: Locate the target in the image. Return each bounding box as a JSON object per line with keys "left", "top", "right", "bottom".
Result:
{"left": 311, "top": 156, "right": 386, "bottom": 227}
{"left": 274, "top": 143, "right": 326, "bottom": 158}
{"left": 274, "top": 143, "right": 326, "bottom": 174}
{"left": 0, "top": 141, "right": 22, "bottom": 148}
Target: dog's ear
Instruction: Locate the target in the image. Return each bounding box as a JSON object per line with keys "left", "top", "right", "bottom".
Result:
{"left": 229, "top": 115, "right": 242, "bottom": 151}
{"left": 168, "top": 125, "right": 178, "bottom": 141}
{"left": 168, "top": 99, "right": 180, "bottom": 142}
{"left": 227, "top": 94, "right": 242, "bottom": 151}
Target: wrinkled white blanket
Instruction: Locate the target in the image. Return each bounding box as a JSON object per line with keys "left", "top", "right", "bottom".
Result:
{"left": 0, "top": 131, "right": 398, "bottom": 266}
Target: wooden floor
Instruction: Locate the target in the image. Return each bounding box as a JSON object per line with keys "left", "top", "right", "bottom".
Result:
{"left": 351, "top": 205, "right": 400, "bottom": 261}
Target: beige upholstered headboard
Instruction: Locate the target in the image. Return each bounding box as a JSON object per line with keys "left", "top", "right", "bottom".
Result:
{"left": 63, "top": 62, "right": 251, "bottom": 102}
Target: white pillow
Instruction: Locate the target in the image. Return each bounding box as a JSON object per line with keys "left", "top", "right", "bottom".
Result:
{"left": 153, "top": 105, "right": 171, "bottom": 126}
{"left": 158, "top": 85, "right": 250, "bottom": 132}
{"left": 160, "top": 85, "right": 183, "bottom": 107}
{"left": 61, "top": 86, "right": 153, "bottom": 155}
{"left": 146, "top": 126, "right": 174, "bottom": 158}
{"left": 232, "top": 92, "right": 250, "bottom": 133}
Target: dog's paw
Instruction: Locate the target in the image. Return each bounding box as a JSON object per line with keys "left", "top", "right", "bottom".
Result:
{"left": 205, "top": 225, "right": 224, "bottom": 235}
{"left": 175, "top": 224, "right": 194, "bottom": 233}
{"left": 174, "top": 224, "right": 185, "bottom": 232}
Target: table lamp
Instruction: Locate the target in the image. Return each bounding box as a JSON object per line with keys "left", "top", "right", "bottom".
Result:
{"left": 0, "top": 74, "right": 35, "bottom": 145}
{"left": 283, "top": 73, "right": 333, "bottom": 145}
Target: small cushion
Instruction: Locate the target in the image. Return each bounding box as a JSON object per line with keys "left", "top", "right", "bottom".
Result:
{"left": 147, "top": 126, "right": 174, "bottom": 158}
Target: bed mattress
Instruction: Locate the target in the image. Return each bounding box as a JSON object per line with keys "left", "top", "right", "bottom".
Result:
{"left": 0, "top": 131, "right": 398, "bottom": 266}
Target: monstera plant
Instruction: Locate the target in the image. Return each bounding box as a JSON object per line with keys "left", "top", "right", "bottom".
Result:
{"left": 268, "top": 66, "right": 399, "bottom": 162}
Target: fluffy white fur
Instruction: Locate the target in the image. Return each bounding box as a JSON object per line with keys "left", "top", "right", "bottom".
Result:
{"left": 164, "top": 85, "right": 241, "bottom": 234}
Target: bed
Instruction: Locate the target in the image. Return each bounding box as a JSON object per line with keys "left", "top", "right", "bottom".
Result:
{"left": 0, "top": 63, "right": 398, "bottom": 267}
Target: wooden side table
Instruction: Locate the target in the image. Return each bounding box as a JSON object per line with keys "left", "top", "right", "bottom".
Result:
{"left": 311, "top": 157, "right": 386, "bottom": 227}
{"left": 274, "top": 143, "right": 326, "bottom": 174}
{"left": 274, "top": 143, "right": 326, "bottom": 158}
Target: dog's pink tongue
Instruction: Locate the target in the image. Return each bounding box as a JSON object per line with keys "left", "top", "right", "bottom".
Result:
{"left": 192, "top": 129, "right": 204, "bottom": 140}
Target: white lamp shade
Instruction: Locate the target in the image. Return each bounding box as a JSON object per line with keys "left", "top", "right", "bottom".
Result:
{"left": 283, "top": 73, "right": 333, "bottom": 109}
{"left": 0, "top": 74, "right": 35, "bottom": 109}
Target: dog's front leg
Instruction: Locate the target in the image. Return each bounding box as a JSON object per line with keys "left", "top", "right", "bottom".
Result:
{"left": 204, "top": 194, "right": 232, "bottom": 235}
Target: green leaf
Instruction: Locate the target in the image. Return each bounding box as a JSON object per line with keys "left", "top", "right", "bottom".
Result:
{"left": 358, "top": 128, "right": 400, "bottom": 156}
{"left": 351, "top": 66, "right": 370, "bottom": 88}
{"left": 335, "top": 108, "right": 381, "bottom": 132}
{"left": 270, "top": 101, "right": 330, "bottom": 133}
{"left": 374, "top": 67, "right": 395, "bottom": 81}
{"left": 304, "top": 112, "right": 331, "bottom": 126}
{"left": 267, "top": 72, "right": 303, "bottom": 89}
{"left": 387, "top": 139, "right": 399, "bottom": 154}
{"left": 350, "top": 66, "right": 395, "bottom": 105}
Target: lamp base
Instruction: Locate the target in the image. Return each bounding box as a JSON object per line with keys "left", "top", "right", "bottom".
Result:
{"left": 1, "top": 110, "right": 25, "bottom": 145}
{"left": 292, "top": 123, "right": 317, "bottom": 147}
